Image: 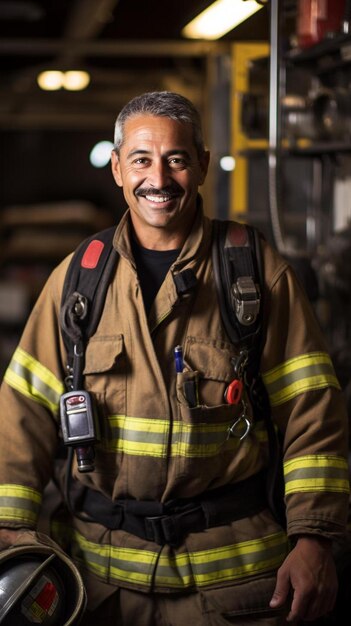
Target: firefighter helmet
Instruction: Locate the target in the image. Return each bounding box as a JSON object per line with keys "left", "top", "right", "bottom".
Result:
{"left": 0, "top": 543, "right": 86, "bottom": 625}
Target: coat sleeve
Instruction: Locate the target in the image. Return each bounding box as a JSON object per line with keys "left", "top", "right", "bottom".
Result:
{"left": 260, "top": 242, "right": 350, "bottom": 540}
{"left": 0, "top": 258, "right": 71, "bottom": 530}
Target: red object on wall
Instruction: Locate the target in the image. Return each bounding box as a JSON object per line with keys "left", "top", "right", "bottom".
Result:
{"left": 297, "top": 0, "right": 346, "bottom": 49}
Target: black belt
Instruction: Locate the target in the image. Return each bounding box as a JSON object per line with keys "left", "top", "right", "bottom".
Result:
{"left": 80, "top": 471, "right": 268, "bottom": 547}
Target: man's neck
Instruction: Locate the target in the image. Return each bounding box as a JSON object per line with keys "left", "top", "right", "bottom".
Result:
{"left": 131, "top": 223, "right": 187, "bottom": 251}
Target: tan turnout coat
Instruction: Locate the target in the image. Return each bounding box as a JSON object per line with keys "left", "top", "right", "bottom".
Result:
{"left": 0, "top": 203, "right": 349, "bottom": 613}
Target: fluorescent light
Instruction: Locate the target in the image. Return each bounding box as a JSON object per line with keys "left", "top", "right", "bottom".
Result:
{"left": 37, "top": 70, "right": 63, "bottom": 91}
{"left": 63, "top": 71, "right": 90, "bottom": 91}
{"left": 182, "top": 0, "right": 263, "bottom": 40}
{"left": 37, "top": 70, "right": 91, "bottom": 91}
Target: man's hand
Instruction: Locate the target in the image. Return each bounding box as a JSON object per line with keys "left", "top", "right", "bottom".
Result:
{"left": 269, "top": 535, "right": 338, "bottom": 622}
{"left": 0, "top": 528, "right": 26, "bottom": 550}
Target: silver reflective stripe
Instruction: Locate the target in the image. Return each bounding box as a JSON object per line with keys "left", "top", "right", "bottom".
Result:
{"left": 4, "top": 347, "right": 64, "bottom": 413}
{"left": 0, "top": 484, "right": 42, "bottom": 525}
{"left": 262, "top": 352, "right": 340, "bottom": 406}
{"left": 68, "top": 527, "right": 288, "bottom": 590}
{"left": 105, "top": 414, "right": 244, "bottom": 458}
{"left": 284, "top": 455, "right": 350, "bottom": 495}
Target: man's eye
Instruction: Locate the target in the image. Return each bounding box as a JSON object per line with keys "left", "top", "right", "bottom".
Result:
{"left": 168, "top": 158, "right": 187, "bottom": 169}
{"left": 132, "top": 158, "right": 149, "bottom": 167}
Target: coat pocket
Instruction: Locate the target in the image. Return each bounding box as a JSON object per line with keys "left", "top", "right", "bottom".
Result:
{"left": 83, "top": 333, "right": 126, "bottom": 407}
{"left": 173, "top": 337, "right": 255, "bottom": 481}
{"left": 82, "top": 334, "right": 127, "bottom": 469}
{"left": 84, "top": 334, "right": 124, "bottom": 375}
{"left": 183, "top": 336, "right": 237, "bottom": 408}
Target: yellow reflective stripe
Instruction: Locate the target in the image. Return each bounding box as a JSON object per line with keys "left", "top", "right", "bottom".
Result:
{"left": 69, "top": 528, "right": 288, "bottom": 590}
{"left": 104, "top": 415, "right": 169, "bottom": 457}
{"left": 110, "top": 545, "right": 158, "bottom": 585}
{"left": 285, "top": 478, "right": 349, "bottom": 493}
{"left": 105, "top": 414, "right": 244, "bottom": 458}
{"left": 72, "top": 532, "right": 112, "bottom": 579}
{"left": 71, "top": 530, "right": 156, "bottom": 586}
{"left": 4, "top": 347, "right": 64, "bottom": 413}
{"left": 284, "top": 455, "right": 350, "bottom": 495}
{"left": 171, "top": 421, "right": 242, "bottom": 457}
{"left": 0, "top": 484, "right": 42, "bottom": 525}
{"left": 262, "top": 352, "right": 340, "bottom": 406}
{"left": 156, "top": 551, "right": 195, "bottom": 588}
{"left": 188, "top": 532, "right": 288, "bottom": 586}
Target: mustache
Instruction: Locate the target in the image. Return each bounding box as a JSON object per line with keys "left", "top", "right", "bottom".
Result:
{"left": 135, "top": 184, "right": 182, "bottom": 197}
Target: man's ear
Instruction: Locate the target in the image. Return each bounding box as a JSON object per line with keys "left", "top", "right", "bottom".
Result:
{"left": 199, "top": 150, "right": 210, "bottom": 186}
{"left": 111, "top": 150, "right": 123, "bottom": 187}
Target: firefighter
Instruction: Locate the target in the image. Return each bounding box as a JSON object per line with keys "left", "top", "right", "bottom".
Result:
{"left": 0, "top": 91, "right": 349, "bottom": 625}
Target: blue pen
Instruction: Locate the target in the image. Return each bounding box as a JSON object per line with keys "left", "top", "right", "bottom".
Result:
{"left": 174, "top": 345, "right": 184, "bottom": 373}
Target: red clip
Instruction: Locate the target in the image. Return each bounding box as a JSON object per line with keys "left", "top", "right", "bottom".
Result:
{"left": 225, "top": 379, "right": 243, "bottom": 405}
{"left": 81, "top": 240, "right": 105, "bottom": 269}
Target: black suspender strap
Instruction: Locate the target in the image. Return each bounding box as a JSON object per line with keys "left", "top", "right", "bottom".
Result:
{"left": 212, "top": 218, "right": 262, "bottom": 348}
{"left": 60, "top": 226, "right": 118, "bottom": 369}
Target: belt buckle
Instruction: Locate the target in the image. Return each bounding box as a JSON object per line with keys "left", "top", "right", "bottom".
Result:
{"left": 145, "top": 515, "right": 168, "bottom": 545}
{"left": 145, "top": 515, "right": 180, "bottom": 546}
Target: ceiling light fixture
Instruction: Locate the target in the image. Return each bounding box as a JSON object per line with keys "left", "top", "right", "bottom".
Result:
{"left": 63, "top": 71, "right": 91, "bottom": 91}
{"left": 37, "top": 70, "right": 91, "bottom": 91}
{"left": 182, "top": 0, "right": 264, "bottom": 40}
{"left": 37, "top": 70, "right": 63, "bottom": 91}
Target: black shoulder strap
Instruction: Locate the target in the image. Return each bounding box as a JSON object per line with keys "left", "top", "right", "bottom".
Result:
{"left": 212, "top": 218, "right": 264, "bottom": 373}
{"left": 60, "top": 226, "right": 118, "bottom": 369}
{"left": 212, "top": 219, "right": 286, "bottom": 527}
{"left": 61, "top": 219, "right": 264, "bottom": 374}
{"left": 60, "top": 219, "right": 264, "bottom": 363}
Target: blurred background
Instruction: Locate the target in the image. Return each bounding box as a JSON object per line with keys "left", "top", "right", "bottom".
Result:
{"left": 1, "top": 0, "right": 351, "bottom": 413}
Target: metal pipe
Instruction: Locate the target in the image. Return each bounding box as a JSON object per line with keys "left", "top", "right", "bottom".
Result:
{"left": 0, "top": 38, "right": 228, "bottom": 58}
{"left": 268, "top": 0, "right": 289, "bottom": 254}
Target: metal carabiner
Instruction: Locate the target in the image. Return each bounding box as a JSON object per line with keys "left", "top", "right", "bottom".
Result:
{"left": 227, "top": 401, "right": 252, "bottom": 441}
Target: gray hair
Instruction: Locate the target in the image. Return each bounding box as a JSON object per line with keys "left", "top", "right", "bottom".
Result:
{"left": 114, "top": 91, "right": 206, "bottom": 156}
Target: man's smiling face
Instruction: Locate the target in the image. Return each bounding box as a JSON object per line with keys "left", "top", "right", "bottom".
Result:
{"left": 111, "top": 114, "right": 209, "bottom": 247}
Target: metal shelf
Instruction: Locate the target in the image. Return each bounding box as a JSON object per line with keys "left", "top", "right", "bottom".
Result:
{"left": 239, "top": 141, "right": 351, "bottom": 157}
{"left": 287, "top": 33, "right": 351, "bottom": 64}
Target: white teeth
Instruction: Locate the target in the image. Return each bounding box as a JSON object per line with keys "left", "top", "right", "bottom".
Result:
{"left": 145, "top": 195, "right": 170, "bottom": 203}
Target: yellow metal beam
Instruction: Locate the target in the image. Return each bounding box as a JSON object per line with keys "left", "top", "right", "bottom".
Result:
{"left": 230, "top": 42, "right": 269, "bottom": 219}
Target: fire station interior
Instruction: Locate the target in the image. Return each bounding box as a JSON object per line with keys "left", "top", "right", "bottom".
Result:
{"left": 1, "top": 1, "right": 351, "bottom": 453}
{"left": 1, "top": 1, "right": 351, "bottom": 619}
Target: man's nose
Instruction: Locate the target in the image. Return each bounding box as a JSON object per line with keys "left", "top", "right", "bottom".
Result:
{"left": 147, "top": 160, "right": 171, "bottom": 188}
